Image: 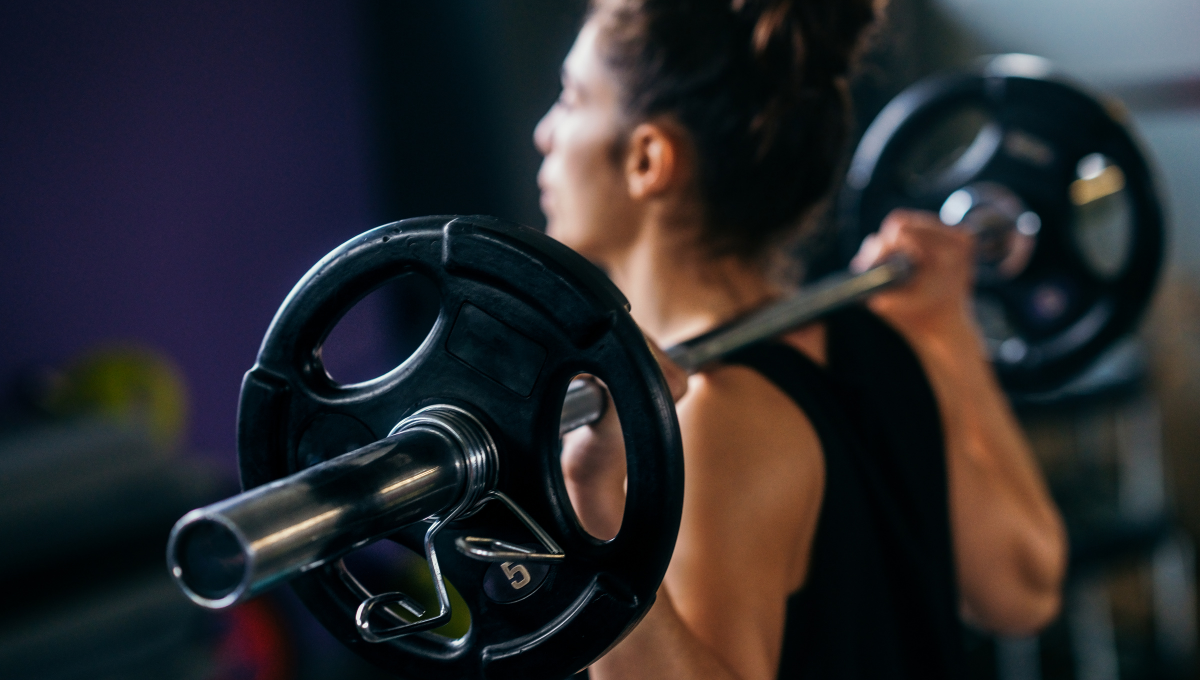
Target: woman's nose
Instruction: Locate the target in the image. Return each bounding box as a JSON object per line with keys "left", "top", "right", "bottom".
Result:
{"left": 533, "top": 105, "right": 555, "bottom": 155}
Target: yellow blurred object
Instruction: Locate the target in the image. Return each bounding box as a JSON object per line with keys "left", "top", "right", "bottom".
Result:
{"left": 385, "top": 552, "right": 473, "bottom": 640}
{"left": 1071, "top": 163, "right": 1127, "bottom": 206}
{"left": 40, "top": 345, "right": 189, "bottom": 450}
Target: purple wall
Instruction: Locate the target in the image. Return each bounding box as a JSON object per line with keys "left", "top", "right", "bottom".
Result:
{"left": 0, "top": 1, "right": 383, "bottom": 460}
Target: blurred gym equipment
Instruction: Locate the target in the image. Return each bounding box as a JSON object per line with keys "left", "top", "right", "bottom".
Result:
{"left": 0, "top": 350, "right": 253, "bottom": 679}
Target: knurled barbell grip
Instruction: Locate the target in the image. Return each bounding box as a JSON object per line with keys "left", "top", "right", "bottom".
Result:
{"left": 558, "top": 256, "right": 913, "bottom": 434}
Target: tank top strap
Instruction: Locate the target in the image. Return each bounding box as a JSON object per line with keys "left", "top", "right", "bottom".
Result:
{"left": 720, "top": 336, "right": 852, "bottom": 461}
{"left": 720, "top": 306, "right": 966, "bottom": 680}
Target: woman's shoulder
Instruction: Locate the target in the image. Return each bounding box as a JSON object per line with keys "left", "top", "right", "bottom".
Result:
{"left": 671, "top": 355, "right": 828, "bottom": 596}
{"left": 676, "top": 358, "right": 824, "bottom": 500}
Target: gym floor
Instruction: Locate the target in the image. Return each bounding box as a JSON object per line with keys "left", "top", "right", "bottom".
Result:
{"left": 1, "top": 1, "right": 1198, "bottom": 679}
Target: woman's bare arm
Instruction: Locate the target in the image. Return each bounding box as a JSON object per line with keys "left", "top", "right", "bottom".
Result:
{"left": 854, "top": 209, "right": 1069, "bottom": 634}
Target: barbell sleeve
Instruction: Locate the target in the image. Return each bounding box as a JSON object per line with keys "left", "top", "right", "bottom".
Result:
{"left": 558, "top": 256, "right": 914, "bottom": 434}
{"left": 167, "top": 424, "right": 467, "bottom": 609}
{"left": 558, "top": 375, "right": 610, "bottom": 435}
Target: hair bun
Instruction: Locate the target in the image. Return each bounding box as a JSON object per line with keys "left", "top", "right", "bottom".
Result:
{"left": 737, "top": 0, "right": 878, "bottom": 88}
{"left": 590, "top": 0, "right": 882, "bottom": 259}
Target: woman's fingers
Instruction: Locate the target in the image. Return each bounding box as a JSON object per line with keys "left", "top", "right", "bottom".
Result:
{"left": 862, "top": 209, "right": 975, "bottom": 279}
{"left": 849, "top": 232, "right": 883, "bottom": 273}
{"left": 856, "top": 209, "right": 978, "bottom": 340}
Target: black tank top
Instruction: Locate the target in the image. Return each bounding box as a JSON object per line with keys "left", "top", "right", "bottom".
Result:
{"left": 724, "top": 306, "right": 966, "bottom": 680}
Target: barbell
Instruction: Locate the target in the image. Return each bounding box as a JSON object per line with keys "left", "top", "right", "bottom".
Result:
{"left": 166, "top": 56, "right": 1163, "bottom": 679}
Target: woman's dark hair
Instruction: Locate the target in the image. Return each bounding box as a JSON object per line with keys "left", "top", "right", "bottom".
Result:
{"left": 589, "top": 0, "right": 880, "bottom": 260}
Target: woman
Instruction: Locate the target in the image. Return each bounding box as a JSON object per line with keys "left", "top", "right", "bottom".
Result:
{"left": 536, "top": 1, "right": 1068, "bottom": 678}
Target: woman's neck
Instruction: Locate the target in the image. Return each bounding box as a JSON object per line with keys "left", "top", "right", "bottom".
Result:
{"left": 603, "top": 224, "right": 782, "bottom": 347}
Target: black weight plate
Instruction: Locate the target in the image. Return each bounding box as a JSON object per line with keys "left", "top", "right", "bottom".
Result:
{"left": 236, "top": 215, "right": 684, "bottom": 679}
{"left": 839, "top": 55, "right": 1164, "bottom": 395}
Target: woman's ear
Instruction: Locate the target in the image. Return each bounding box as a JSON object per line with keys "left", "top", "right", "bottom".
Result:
{"left": 624, "top": 121, "right": 683, "bottom": 200}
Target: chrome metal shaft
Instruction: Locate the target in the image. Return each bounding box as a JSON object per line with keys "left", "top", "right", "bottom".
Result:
{"left": 167, "top": 407, "right": 492, "bottom": 609}
{"left": 665, "top": 257, "right": 914, "bottom": 371}
{"left": 558, "top": 375, "right": 610, "bottom": 434}
{"left": 558, "top": 257, "right": 913, "bottom": 433}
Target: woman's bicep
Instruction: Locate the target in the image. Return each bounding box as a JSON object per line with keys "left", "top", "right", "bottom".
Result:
{"left": 665, "top": 367, "right": 825, "bottom": 680}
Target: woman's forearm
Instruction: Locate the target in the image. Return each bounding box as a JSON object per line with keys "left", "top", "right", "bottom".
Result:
{"left": 908, "top": 316, "right": 1068, "bottom": 633}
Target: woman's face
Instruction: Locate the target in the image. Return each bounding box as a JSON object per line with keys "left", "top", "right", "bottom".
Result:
{"left": 535, "top": 20, "right": 640, "bottom": 264}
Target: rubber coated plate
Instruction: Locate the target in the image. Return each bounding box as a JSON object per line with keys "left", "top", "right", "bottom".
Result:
{"left": 236, "top": 215, "right": 684, "bottom": 680}
{"left": 838, "top": 55, "right": 1164, "bottom": 395}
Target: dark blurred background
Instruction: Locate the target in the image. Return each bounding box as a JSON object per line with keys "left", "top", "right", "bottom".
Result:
{"left": 1, "top": 1, "right": 1197, "bottom": 678}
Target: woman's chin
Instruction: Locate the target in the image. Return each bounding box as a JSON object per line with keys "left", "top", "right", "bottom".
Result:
{"left": 545, "top": 219, "right": 575, "bottom": 248}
